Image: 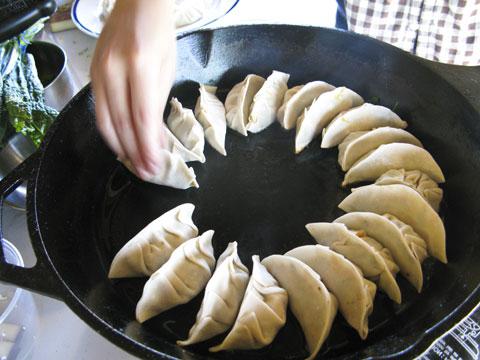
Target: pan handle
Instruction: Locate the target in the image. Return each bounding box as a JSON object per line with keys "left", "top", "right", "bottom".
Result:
{"left": 417, "top": 58, "right": 480, "bottom": 112}
{"left": 0, "top": 153, "right": 63, "bottom": 299}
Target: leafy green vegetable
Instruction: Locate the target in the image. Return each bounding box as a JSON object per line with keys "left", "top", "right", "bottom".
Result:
{"left": 2, "top": 54, "right": 57, "bottom": 147}
{"left": 0, "top": 19, "right": 57, "bottom": 148}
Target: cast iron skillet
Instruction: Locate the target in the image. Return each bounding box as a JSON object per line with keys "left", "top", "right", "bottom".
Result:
{"left": 1, "top": 25, "right": 480, "bottom": 359}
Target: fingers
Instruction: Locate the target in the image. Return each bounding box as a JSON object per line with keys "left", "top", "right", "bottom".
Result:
{"left": 129, "top": 50, "right": 175, "bottom": 167}
{"left": 129, "top": 58, "right": 163, "bottom": 172}
{"left": 103, "top": 66, "right": 154, "bottom": 180}
{"left": 92, "top": 83, "right": 126, "bottom": 160}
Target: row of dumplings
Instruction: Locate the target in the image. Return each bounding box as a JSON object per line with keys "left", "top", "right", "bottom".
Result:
{"left": 108, "top": 204, "right": 338, "bottom": 359}
{"left": 226, "top": 70, "right": 447, "bottom": 266}
{"left": 123, "top": 70, "right": 445, "bottom": 194}
{"left": 122, "top": 71, "right": 287, "bottom": 189}
{"left": 107, "top": 199, "right": 445, "bottom": 359}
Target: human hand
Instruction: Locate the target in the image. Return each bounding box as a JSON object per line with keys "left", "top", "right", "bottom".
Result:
{"left": 91, "top": 0, "right": 176, "bottom": 179}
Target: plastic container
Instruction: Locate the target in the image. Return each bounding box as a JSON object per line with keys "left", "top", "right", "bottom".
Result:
{"left": 0, "top": 239, "right": 38, "bottom": 360}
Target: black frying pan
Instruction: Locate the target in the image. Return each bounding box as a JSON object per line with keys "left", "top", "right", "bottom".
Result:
{"left": 1, "top": 25, "right": 480, "bottom": 359}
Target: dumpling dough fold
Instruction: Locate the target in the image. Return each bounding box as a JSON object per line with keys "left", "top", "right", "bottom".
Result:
{"left": 343, "top": 143, "right": 445, "bottom": 186}
{"left": 247, "top": 70, "right": 290, "bottom": 133}
{"left": 295, "top": 87, "right": 363, "bottom": 153}
{"left": 334, "top": 212, "right": 427, "bottom": 292}
{"left": 210, "top": 255, "right": 288, "bottom": 351}
{"left": 321, "top": 103, "right": 407, "bottom": 148}
{"left": 338, "top": 127, "right": 423, "bottom": 171}
{"left": 163, "top": 126, "right": 204, "bottom": 163}
{"left": 166, "top": 97, "right": 205, "bottom": 163}
{"left": 339, "top": 184, "right": 447, "bottom": 263}
{"left": 109, "top": 203, "right": 198, "bottom": 278}
{"left": 285, "top": 245, "right": 375, "bottom": 340}
{"left": 195, "top": 85, "right": 227, "bottom": 155}
{"left": 121, "top": 150, "right": 198, "bottom": 189}
{"left": 306, "top": 222, "right": 401, "bottom": 304}
{"left": 262, "top": 255, "right": 337, "bottom": 360}
{"left": 135, "top": 230, "right": 216, "bottom": 323}
{"left": 225, "top": 74, "right": 266, "bottom": 136}
{"left": 277, "top": 81, "right": 335, "bottom": 130}
{"left": 375, "top": 169, "right": 443, "bottom": 211}
{"left": 178, "top": 242, "right": 249, "bottom": 346}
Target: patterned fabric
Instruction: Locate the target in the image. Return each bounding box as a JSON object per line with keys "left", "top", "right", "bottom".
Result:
{"left": 340, "top": 0, "right": 480, "bottom": 65}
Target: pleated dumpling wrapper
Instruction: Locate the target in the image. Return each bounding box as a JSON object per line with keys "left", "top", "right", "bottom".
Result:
{"left": 166, "top": 97, "right": 206, "bottom": 163}
{"left": 163, "top": 126, "right": 204, "bottom": 163}
{"left": 225, "top": 74, "right": 266, "bottom": 136}
{"left": 210, "top": 255, "right": 288, "bottom": 352}
{"left": 136, "top": 230, "right": 216, "bottom": 323}
{"left": 285, "top": 245, "right": 375, "bottom": 339}
{"left": 342, "top": 143, "right": 445, "bottom": 186}
{"left": 247, "top": 70, "right": 290, "bottom": 133}
{"left": 195, "top": 84, "right": 227, "bottom": 155}
{"left": 109, "top": 203, "right": 198, "bottom": 278}
{"left": 306, "top": 222, "right": 401, "bottom": 304}
{"left": 334, "top": 212, "right": 427, "bottom": 292}
{"left": 178, "top": 242, "right": 249, "bottom": 346}
{"left": 262, "top": 255, "right": 337, "bottom": 360}
{"left": 121, "top": 150, "right": 198, "bottom": 189}
{"left": 339, "top": 184, "right": 447, "bottom": 263}
{"left": 375, "top": 169, "right": 443, "bottom": 212}
{"left": 295, "top": 87, "right": 363, "bottom": 154}
{"left": 277, "top": 81, "right": 335, "bottom": 130}
{"left": 338, "top": 127, "right": 423, "bottom": 171}
{"left": 321, "top": 103, "right": 408, "bottom": 148}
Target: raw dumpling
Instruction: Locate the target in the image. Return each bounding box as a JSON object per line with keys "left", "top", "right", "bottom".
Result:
{"left": 247, "top": 70, "right": 290, "bottom": 133}
{"left": 195, "top": 85, "right": 227, "bottom": 155}
{"left": 163, "top": 126, "right": 204, "bottom": 163}
{"left": 334, "top": 212, "right": 426, "bottom": 292}
{"left": 338, "top": 127, "right": 423, "bottom": 171}
{"left": 178, "top": 242, "right": 249, "bottom": 346}
{"left": 306, "top": 222, "right": 401, "bottom": 303}
{"left": 109, "top": 203, "right": 198, "bottom": 278}
{"left": 285, "top": 245, "right": 375, "bottom": 339}
{"left": 210, "top": 255, "right": 288, "bottom": 352}
{"left": 295, "top": 87, "right": 363, "bottom": 153}
{"left": 343, "top": 143, "right": 445, "bottom": 186}
{"left": 166, "top": 97, "right": 205, "bottom": 163}
{"left": 136, "top": 230, "right": 216, "bottom": 323}
{"left": 321, "top": 103, "right": 408, "bottom": 148}
{"left": 121, "top": 150, "right": 198, "bottom": 189}
{"left": 225, "top": 74, "right": 266, "bottom": 136}
{"left": 277, "top": 81, "right": 335, "bottom": 130}
{"left": 262, "top": 255, "right": 337, "bottom": 360}
{"left": 383, "top": 213, "right": 429, "bottom": 267}
{"left": 275, "top": 85, "right": 304, "bottom": 128}
{"left": 339, "top": 184, "right": 447, "bottom": 263}
{"left": 375, "top": 169, "right": 443, "bottom": 212}
{"left": 281, "top": 85, "right": 304, "bottom": 106}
